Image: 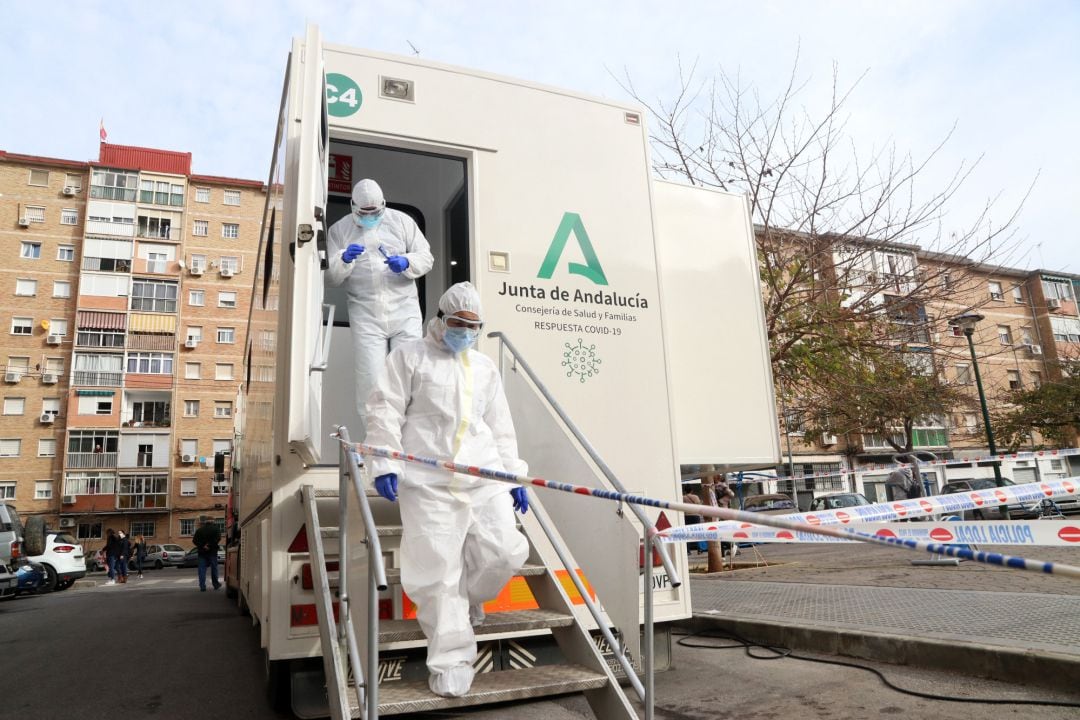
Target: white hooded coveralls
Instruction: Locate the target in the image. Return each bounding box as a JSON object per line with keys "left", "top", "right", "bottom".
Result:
{"left": 364, "top": 318, "right": 529, "bottom": 694}
{"left": 325, "top": 204, "right": 434, "bottom": 422}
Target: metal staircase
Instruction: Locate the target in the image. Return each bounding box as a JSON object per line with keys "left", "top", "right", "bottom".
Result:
{"left": 296, "top": 425, "right": 642, "bottom": 719}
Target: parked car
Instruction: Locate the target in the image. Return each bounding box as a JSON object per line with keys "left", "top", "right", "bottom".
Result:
{"left": 939, "top": 479, "right": 1039, "bottom": 520}
{"left": 145, "top": 544, "right": 188, "bottom": 569}
{"left": 809, "top": 492, "right": 872, "bottom": 512}
{"left": 8, "top": 562, "right": 47, "bottom": 598}
{"left": 179, "top": 546, "right": 226, "bottom": 568}
{"left": 0, "top": 502, "right": 34, "bottom": 599}
{"left": 29, "top": 532, "right": 86, "bottom": 592}
{"left": 741, "top": 493, "right": 797, "bottom": 515}
{"left": 85, "top": 548, "right": 107, "bottom": 572}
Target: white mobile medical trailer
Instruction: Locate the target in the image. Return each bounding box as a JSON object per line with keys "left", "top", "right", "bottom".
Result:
{"left": 232, "top": 25, "right": 779, "bottom": 718}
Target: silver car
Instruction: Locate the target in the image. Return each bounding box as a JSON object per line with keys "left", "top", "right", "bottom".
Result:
{"left": 144, "top": 543, "right": 188, "bottom": 569}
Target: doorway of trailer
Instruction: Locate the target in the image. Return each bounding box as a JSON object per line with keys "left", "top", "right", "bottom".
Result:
{"left": 318, "top": 139, "right": 470, "bottom": 463}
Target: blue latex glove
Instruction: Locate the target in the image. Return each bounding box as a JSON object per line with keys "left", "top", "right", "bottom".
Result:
{"left": 510, "top": 487, "right": 529, "bottom": 515}
{"left": 374, "top": 473, "right": 398, "bottom": 502}
{"left": 342, "top": 244, "right": 365, "bottom": 263}
{"left": 385, "top": 255, "right": 409, "bottom": 273}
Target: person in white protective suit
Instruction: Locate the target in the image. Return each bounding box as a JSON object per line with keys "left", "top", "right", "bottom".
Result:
{"left": 325, "top": 178, "right": 434, "bottom": 423}
{"left": 364, "top": 282, "right": 530, "bottom": 698}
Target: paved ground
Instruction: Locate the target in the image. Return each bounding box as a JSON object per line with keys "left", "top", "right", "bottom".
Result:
{"left": 686, "top": 541, "right": 1080, "bottom": 692}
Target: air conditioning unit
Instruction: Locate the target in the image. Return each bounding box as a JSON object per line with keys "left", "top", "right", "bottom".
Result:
{"left": 46, "top": 334, "right": 62, "bottom": 345}
{"left": 18, "top": 217, "right": 31, "bottom": 228}
{"left": 1047, "top": 298, "right": 1061, "bottom": 310}
{"left": 39, "top": 413, "right": 55, "bottom": 424}
{"left": 185, "top": 337, "right": 199, "bottom": 349}
{"left": 62, "top": 186, "right": 77, "bottom": 196}
{"left": 821, "top": 433, "right": 838, "bottom": 446}
{"left": 4, "top": 372, "right": 22, "bottom": 383}
{"left": 1027, "top": 344, "right": 1043, "bottom": 356}
{"left": 42, "top": 373, "right": 59, "bottom": 384}
{"left": 62, "top": 495, "right": 75, "bottom": 505}
{"left": 189, "top": 266, "right": 204, "bottom": 276}
{"left": 59, "top": 518, "right": 75, "bottom": 528}
{"left": 181, "top": 454, "right": 195, "bottom": 464}
{"left": 220, "top": 268, "right": 234, "bottom": 278}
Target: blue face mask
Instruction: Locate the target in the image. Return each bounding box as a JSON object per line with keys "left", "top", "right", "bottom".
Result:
{"left": 443, "top": 326, "right": 479, "bottom": 353}
{"left": 354, "top": 212, "right": 382, "bottom": 230}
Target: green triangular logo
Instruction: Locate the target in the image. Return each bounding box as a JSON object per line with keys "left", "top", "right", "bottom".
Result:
{"left": 537, "top": 212, "right": 609, "bottom": 286}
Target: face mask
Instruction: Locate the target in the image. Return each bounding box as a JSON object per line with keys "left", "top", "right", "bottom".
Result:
{"left": 443, "top": 326, "right": 478, "bottom": 353}
{"left": 354, "top": 212, "right": 382, "bottom": 230}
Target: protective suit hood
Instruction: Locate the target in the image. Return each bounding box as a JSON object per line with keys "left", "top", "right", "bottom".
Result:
{"left": 351, "top": 178, "right": 386, "bottom": 211}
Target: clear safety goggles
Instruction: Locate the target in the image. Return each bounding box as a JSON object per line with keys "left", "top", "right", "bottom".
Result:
{"left": 441, "top": 312, "right": 484, "bottom": 330}
{"left": 351, "top": 203, "right": 385, "bottom": 218}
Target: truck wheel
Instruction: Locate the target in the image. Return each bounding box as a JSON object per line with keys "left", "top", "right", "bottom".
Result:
{"left": 225, "top": 583, "right": 237, "bottom": 600}
{"left": 42, "top": 565, "right": 58, "bottom": 593}
{"left": 24, "top": 516, "right": 46, "bottom": 556}
{"left": 265, "top": 651, "right": 291, "bottom": 714}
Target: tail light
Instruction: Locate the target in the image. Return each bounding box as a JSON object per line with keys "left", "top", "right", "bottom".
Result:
{"left": 10, "top": 541, "right": 20, "bottom": 560}
{"left": 54, "top": 545, "right": 75, "bottom": 553}
{"left": 162, "top": 552, "right": 169, "bottom": 559}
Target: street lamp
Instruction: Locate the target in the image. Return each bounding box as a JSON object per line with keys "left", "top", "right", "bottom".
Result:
{"left": 951, "top": 312, "right": 1009, "bottom": 518}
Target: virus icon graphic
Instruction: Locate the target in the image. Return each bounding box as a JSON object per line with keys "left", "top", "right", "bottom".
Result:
{"left": 562, "top": 338, "right": 601, "bottom": 383}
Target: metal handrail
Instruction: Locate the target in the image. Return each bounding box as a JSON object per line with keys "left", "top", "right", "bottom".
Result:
{"left": 487, "top": 331, "right": 682, "bottom": 589}
{"left": 336, "top": 425, "right": 388, "bottom": 719}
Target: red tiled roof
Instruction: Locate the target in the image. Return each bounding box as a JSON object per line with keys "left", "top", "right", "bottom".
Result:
{"left": 96, "top": 142, "right": 192, "bottom": 175}
{"left": 0, "top": 150, "right": 89, "bottom": 170}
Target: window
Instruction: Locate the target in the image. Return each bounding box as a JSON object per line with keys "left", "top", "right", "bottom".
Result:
{"left": 130, "top": 521, "right": 156, "bottom": 537}
{"left": 1031, "top": 371, "right": 1042, "bottom": 388}
{"left": 213, "top": 438, "right": 233, "bottom": 456}
{"left": 42, "top": 398, "right": 60, "bottom": 417}
{"left": 183, "top": 400, "right": 200, "bottom": 417}
{"left": 0, "top": 483, "right": 16, "bottom": 499}
{"left": 1021, "top": 327, "right": 1034, "bottom": 346}
{"left": 60, "top": 208, "right": 79, "bottom": 226}
{"left": 3, "top": 398, "right": 25, "bottom": 415}
{"left": 0, "top": 439, "right": 22, "bottom": 457}
{"left": 213, "top": 475, "right": 230, "bottom": 495}
{"left": 76, "top": 329, "right": 125, "bottom": 349}
{"left": 180, "top": 518, "right": 196, "bottom": 536}
{"left": 1051, "top": 317, "right": 1080, "bottom": 343}
{"left": 7, "top": 357, "right": 30, "bottom": 376}
{"left": 988, "top": 281, "right": 1004, "bottom": 300}
{"left": 77, "top": 523, "right": 103, "bottom": 540}
{"left": 15, "top": 279, "right": 36, "bottom": 296}
{"left": 214, "top": 401, "right": 233, "bottom": 418}
{"left": 190, "top": 254, "right": 207, "bottom": 272}
{"left": 67, "top": 431, "right": 119, "bottom": 455}
{"left": 29, "top": 169, "right": 49, "bottom": 186}
{"left": 65, "top": 173, "right": 83, "bottom": 191}
{"left": 181, "top": 439, "right": 198, "bottom": 457}
{"left": 90, "top": 169, "right": 138, "bottom": 201}
{"left": 20, "top": 242, "right": 42, "bottom": 259}
{"left": 193, "top": 219, "right": 208, "bottom": 237}
{"left": 126, "top": 352, "right": 174, "bottom": 374}
{"left": 136, "top": 444, "right": 154, "bottom": 467}
{"left": 1007, "top": 370, "right": 1021, "bottom": 391}
{"left": 955, "top": 364, "right": 972, "bottom": 385}
{"left": 130, "top": 401, "right": 169, "bottom": 426}
{"left": 215, "top": 363, "right": 234, "bottom": 381}
{"left": 38, "top": 438, "right": 56, "bottom": 457}
{"left": 24, "top": 206, "right": 46, "bottom": 223}
{"left": 11, "top": 317, "right": 33, "bottom": 335}
{"left": 131, "top": 279, "right": 178, "bottom": 313}
{"left": 1013, "top": 285, "right": 1024, "bottom": 303}
{"left": 219, "top": 256, "right": 239, "bottom": 272}
{"left": 50, "top": 319, "right": 69, "bottom": 336}
{"left": 140, "top": 180, "right": 183, "bottom": 206}
{"left": 185, "top": 293, "right": 205, "bottom": 313}
{"left": 218, "top": 291, "right": 237, "bottom": 308}
{"left": 998, "top": 325, "right": 1012, "bottom": 345}
{"left": 221, "top": 223, "right": 240, "bottom": 240}
{"left": 53, "top": 281, "right": 71, "bottom": 298}
{"left": 185, "top": 362, "right": 201, "bottom": 380}
{"left": 187, "top": 326, "right": 203, "bottom": 343}
{"left": 78, "top": 396, "right": 113, "bottom": 415}
{"left": 35, "top": 481, "right": 53, "bottom": 500}
{"left": 223, "top": 190, "right": 241, "bottom": 206}
{"left": 57, "top": 245, "right": 75, "bottom": 262}
{"left": 1043, "top": 278, "right": 1074, "bottom": 302}
{"left": 217, "top": 327, "right": 235, "bottom": 344}
{"left": 117, "top": 474, "right": 167, "bottom": 509}
{"left": 180, "top": 478, "right": 197, "bottom": 497}
{"left": 195, "top": 188, "right": 210, "bottom": 203}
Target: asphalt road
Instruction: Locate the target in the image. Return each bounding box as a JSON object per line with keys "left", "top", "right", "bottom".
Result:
{"left": 2, "top": 568, "right": 1078, "bottom": 719}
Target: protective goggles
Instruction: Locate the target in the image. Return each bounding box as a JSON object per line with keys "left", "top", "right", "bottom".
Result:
{"left": 351, "top": 203, "right": 385, "bottom": 218}
{"left": 439, "top": 311, "right": 484, "bottom": 329}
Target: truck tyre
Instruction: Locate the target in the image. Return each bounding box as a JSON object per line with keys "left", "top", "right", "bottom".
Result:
{"left": 265, "top": 651, "right": 291, "bottom": 714}
{"left": 24, "top": 516, "right": 46, "bottom": 556}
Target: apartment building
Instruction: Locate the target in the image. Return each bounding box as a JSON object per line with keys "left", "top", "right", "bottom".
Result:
{"left": 1, "top": 144, "right": 264, "bottom": 551}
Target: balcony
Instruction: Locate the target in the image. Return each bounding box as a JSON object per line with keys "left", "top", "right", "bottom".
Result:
{"left": 85, "top": 219, "right": 135, "bottom": 237}
{"left": 126, "top": 333, "right": 176, "bottom": 351}
{"left": 90, "top": 185, "right": 136, "bottom": 202}
{"left": 73, "top": 371, "right": 123, "bottom": 387}
{"left": 82, "top": 257, "right": 131, "bottom": 273}
{"left": 76, "top": 332, "right": 126, "bottom": 350}
{"left": 117, "top": 494, "right": 169, "bottom": 510}
{"left": 136, "top": 225, "right": 180, "bottom": 241}
{"left": 67, "top": 452, "right": 119, "bottom": 469}
{"left": 131, "top": 258, "right": 182, "bottom": 276}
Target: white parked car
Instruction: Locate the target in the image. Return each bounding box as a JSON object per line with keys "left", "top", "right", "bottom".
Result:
{"left": 28, "top": 531, "right": 87, "bottom": 592}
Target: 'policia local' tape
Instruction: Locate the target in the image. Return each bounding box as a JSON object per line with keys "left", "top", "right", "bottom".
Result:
{"left": 698, "top": 447, "right": 1080, "bottom": 485}
{"left": 662, "top": 476, "right": 1080, "bottom": 541}
{"left": 348, "top": 442, "right": 1080, "bottom": 579}
{"left": 673, "top": 520, "right": 1080, "bottom": 546}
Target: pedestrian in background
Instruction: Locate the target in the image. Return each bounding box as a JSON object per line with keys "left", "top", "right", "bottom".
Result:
{"left": 132, "top": 534, "right": 147, "bottom": 579}
{"left": 192, "top": 518, "right": 222, "bottom": 592}
{"left": 103, "top": 528, "right": 120, "bottom": 586}
{"left": 115, "top": 530, "right": 131, "bottom": 584}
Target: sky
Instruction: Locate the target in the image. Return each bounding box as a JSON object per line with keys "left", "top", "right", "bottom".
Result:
{"left": 2, "top": 0, "right": 1076, "bottom": 272}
